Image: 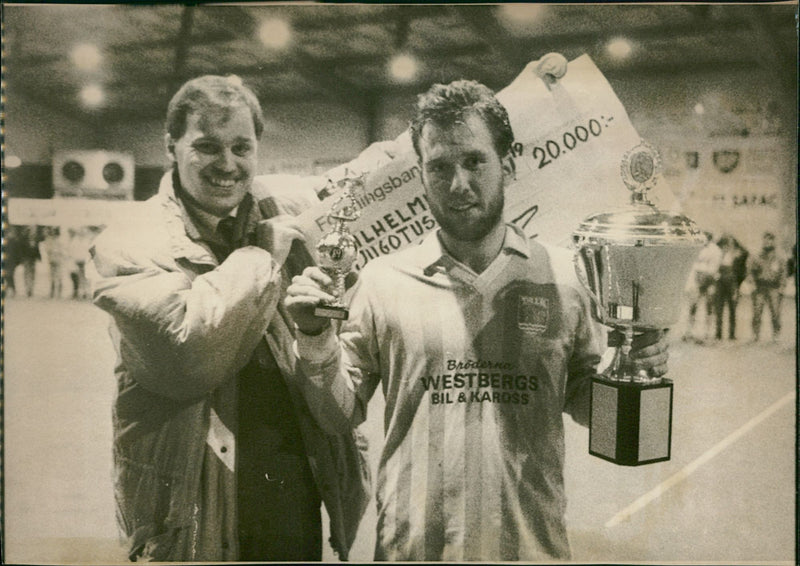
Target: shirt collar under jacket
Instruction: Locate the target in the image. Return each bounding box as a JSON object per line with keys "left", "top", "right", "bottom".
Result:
{"left": 420, "top": 223, "right": 531, "bottom": 277}
{"left": 183, "top": 199, "right": 239, "bottom": 241}
{"left": 167, "top": 169, "right": 239, "bottom": 240}
{"left": 155, "top": 171, "right": 241, "bottom": 265}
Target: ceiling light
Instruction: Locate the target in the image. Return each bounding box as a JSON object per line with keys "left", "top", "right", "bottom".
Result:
{"left": 606, "top": 38, "right": 633, "bottom": 60}
{"left": 499, "top": 4, "right": 546, "bottom": 23}
{"left": 258, "top": 18, "right": 292, "bottom": 49}
{"left": 80, "top": 84, "right": 105, "bottom": 108}
{"left": 5, "top": 155, "right": 22, "bottom": 168}
{"left": 70, "top": 43, "right": 102, "bottom": 71}
{"left": 389, "top": 53, "right": 418, "bottom": 83}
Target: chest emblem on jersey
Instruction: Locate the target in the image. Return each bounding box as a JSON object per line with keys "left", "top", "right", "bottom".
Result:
{"left": 518, "top": 295, "right": 549, "bottom": 335}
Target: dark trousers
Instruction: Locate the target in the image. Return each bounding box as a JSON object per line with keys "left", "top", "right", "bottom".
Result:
{"left": 752, "top": 286, "right": 782, "bottom": 338}
{"left": 237, "top": 348, "right": 322, "bottom": 562}
{"left": 715, "top": 278, "right": 737, "bottom": 339}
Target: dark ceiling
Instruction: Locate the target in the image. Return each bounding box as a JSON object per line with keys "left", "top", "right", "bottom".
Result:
{"left": 3, "top": 3, "right": 798, "bottom": 128}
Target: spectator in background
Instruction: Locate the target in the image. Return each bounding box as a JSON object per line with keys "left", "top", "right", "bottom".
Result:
{"left": 67, "top": 227, "right": 92, "bottom": 299}
{"left": 714, "top": 235, "right": 742, "bottom": 342}
{"left": 684, "top": 231, "right": 721, "bottom": 343}
{"left": 4, "top": 226, "right": 22, "bottom": 297}
{"left": 731, "top": 238, "right": 749, "bottom": 297}
{"left": 39, "top": 226, "right": 68, "bottom": 299}
{"left": 17, "top": 225, "right": 42, "bottom": 298}
{"left": 748, "top": 231, "right": 786, "bottom": 342}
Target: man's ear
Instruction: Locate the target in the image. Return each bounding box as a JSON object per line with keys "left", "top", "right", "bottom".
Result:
{"left": 164, "top": 134, "right": 176, "bottom": 161}
{"left": 501, "top": 152, "right": 516, "bottom": 185}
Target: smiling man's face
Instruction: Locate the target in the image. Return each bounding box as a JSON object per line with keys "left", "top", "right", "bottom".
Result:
{"left": 419, "top": 112, "right": 512, "bottom": 243}
{"left": 168, "top": 104, "right": 258, "bottom": 217}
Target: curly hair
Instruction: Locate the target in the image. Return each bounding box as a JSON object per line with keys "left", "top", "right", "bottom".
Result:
{"left": 165, "top": 75, "right": 265, "bottom": 140}
{"left": 409, "top": 80, "right": 514, "bottom": 159}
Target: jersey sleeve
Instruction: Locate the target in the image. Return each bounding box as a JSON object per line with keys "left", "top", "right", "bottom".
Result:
{"left": 563, "top": 283, "right": 603, "bottom": 427}
{"left": 295, "top": 269, "right": 383, "bottom": 434}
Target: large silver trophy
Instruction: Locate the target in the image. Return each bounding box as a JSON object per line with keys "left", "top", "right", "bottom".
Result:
{"left": 573, "top": 141, "right": 704, "bottom": 466}
{"left": 313, "top": 174, "right": 363, "bottom": 321}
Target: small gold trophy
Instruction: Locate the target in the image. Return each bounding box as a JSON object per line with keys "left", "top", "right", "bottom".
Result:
{"left": 313, "top": 174, "right": 363, "bottom": 320}
{"left": 573, "top": 141, "right": 704, "bottom": 466}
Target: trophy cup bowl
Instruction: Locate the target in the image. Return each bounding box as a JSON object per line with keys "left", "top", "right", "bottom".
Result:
{"left": 573, "top": 142, "right": 705, "bottom": 466}
{"left": 573, "top": 206, "right": 705, "bottom": 331}
{"left": 314, "top": 229, "right": 359, "bottom": 320}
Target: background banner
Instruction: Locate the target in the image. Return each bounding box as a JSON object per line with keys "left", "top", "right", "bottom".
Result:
{"left": 8, "top": 197, "right": 149, "bottom": 228}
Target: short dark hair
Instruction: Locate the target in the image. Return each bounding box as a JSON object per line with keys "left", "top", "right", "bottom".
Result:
{"left": 165, "top": 75, "right": 265, "bottom": 140}
{"left": 409, "top": 80, "right": 514, "bottom": 159}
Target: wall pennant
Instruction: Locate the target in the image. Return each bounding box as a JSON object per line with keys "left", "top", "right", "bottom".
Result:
{"left": 712, "top": 150, "right": 740, "bottom": 173}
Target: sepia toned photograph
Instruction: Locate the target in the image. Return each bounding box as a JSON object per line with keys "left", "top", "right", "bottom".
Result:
{"left": 2, "top": 2, "right": 797, "bottom": 564}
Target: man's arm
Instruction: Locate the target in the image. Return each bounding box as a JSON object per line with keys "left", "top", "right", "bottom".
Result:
{"left": 286, "top": 267, "right": 382, "bottom": 435}
{"left": 777, "top": 252, "right": 788, "bottom": 287}
{"left": 89, "top": 225, "right": 293, "bottom": 401}
{"left": 564, "top": 289, "right": 604, "bottom": 427}
{"left": 747, "top": 253, "right": 762, "bottom": 279}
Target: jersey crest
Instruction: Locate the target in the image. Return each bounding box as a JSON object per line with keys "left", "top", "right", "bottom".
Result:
{"left": 517, "top": 295, "right": 549, "bottom": 335}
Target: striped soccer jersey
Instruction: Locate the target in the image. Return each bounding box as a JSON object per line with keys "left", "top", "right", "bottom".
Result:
{"left": 300, "top": 224, "right": 603, "bottom": 561}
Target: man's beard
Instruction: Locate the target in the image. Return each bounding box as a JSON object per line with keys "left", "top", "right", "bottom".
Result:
{"left": 429, "top": 188, "right": 505, "bottom": 242}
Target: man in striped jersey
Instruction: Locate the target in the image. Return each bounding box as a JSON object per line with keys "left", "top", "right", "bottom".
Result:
{"left": 285, "top": 80, "right": 669, "bottom": 561}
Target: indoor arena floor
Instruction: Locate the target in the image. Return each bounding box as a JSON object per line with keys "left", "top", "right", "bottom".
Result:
{"left": 3, "top": 273, "right": 796, "bottom": 564}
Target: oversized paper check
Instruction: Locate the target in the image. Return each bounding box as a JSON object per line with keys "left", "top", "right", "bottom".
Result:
{"left": 293, "top": 54, "right": 670, "bottom": 271}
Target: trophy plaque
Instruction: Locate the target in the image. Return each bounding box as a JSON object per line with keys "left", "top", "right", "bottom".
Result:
{"left": 313, "top": 174, "right": 363, "bottom": 320}
{"left": 573, "top": 141, "right": 704, "bottom": 466}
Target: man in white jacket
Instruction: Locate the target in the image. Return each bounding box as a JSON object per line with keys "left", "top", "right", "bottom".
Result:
{"left": 90, "top": 75, "right": 390, "bottom": 562}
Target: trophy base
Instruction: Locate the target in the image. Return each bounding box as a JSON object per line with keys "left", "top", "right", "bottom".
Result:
{"left": 314, "top": 305, "right": 349, "bottom": 320}
{"left": 589, "top": 375, "right": 673, "bottom": 466}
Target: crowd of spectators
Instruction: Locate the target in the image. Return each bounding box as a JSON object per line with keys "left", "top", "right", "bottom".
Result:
{"left": 683, "top": 230, "right": 794, "bottom": 344}
{"left": 4, "top": 225, "right": 98, "bottom": 300}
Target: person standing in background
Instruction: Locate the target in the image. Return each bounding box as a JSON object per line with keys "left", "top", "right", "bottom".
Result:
{"left": 39, "top": 226, "right": 67, "bottom": 299}
{"left": 17, "top": 225, "right": 41, "bottom": 298}
{"left": 684, "top": 231, "right": 721, "bottom": 343}
{"left": 4, "top": 226, "right": 22, "bottom": 297}
{"left": 731, "top": 238, "right": 749, "bottom": 300}
{"left": 67, "top": 227, "right": 92, "bottom": 299}
{"left": 748, "top": 231, "right": 786, "bottom": 342}
{"left": 714, "top": 235, "right": 742, "bottom": 342}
